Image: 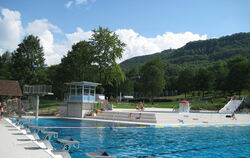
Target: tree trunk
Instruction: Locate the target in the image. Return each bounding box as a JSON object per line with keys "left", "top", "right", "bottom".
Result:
{"left": 151, "top": 96, "right": 154, "bottom": 105}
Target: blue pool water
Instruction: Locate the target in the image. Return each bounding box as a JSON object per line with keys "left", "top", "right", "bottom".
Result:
{"left": 28, "top": 118, "right": 250, "bottom": 158}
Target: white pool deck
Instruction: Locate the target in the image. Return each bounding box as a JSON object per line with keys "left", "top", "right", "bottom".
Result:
{"left": 0, "top": 118, "right": 62, "bottom": 158}
{"left": 0, "top": 108, "right": 250, "bottom": 158}
{"left": 83, "top": 108, "right": 250, "bottom": 126}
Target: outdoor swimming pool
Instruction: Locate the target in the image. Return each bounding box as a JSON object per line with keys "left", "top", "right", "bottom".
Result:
{"left": 29, "top": 118, "right": 250, "bottom": 158}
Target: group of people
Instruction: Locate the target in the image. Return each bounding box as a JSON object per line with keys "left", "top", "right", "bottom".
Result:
{"left": 136, "top": 101, "right": 144, "bottom": 111}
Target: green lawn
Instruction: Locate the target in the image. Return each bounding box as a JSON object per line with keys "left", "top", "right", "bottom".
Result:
{"left": 111, "top": 94, "right": 239, "bottom": 110}
{"left": 39, "top": 99, "right": 61, "bottom": 110}
{"left": 38, "top": 91, "right": 249, "bottom": 112}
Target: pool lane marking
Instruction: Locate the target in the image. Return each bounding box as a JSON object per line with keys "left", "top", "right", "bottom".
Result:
{"left": 239, "top": 124, "right": 247, "bottom": 126}
{"left": 97, "top": 127, "right": 105, "bottom": 129}
{"left": 155, "top": 126, "right": 164, "bottom": 128}
{"left": 30, "top": 124, "right": 250, "bottom": 129}
{"left": 35, "top": 126, "right": 106, "bottom": 129}
{"left": 116, "top": 126, "right": 127, "bottom": 128}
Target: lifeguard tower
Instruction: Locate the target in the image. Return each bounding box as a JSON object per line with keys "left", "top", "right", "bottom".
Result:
{"left": 65, "top": 81, "right": 101, "bottom": 118}
{"left": 179, "top": 101, "right": 190, "bottom": 113}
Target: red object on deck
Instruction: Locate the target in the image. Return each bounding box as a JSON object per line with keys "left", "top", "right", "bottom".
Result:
{"left": 179, "top": 101, "right": 189, "bottom": 103}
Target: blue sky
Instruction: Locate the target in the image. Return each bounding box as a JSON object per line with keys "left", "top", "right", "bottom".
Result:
{"left": 0, "top": 0, "right": 249, "bottom": 65}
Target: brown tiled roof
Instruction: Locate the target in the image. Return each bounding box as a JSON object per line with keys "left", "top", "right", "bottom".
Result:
{"left": 0, "top": 80, "right": 23, "bottom": 96}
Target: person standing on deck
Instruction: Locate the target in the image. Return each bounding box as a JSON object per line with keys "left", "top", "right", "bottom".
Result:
{"left": 0, "top": 102, "right": 4, "bottom": 120}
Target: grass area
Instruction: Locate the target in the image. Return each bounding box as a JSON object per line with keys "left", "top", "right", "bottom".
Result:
{"left": 122, "top": 91, "right": 250, "bottom": 110}
{"left": 37, "top": 99, "right": 62, "bottom": 116}
{"left": 112, "top": 102, "right": 179, "bottom": 109}
{"left": 38, "top": 91, "right": 249, "bottom": 113}
{"left": 112, "top": 93, "right": 246, "bottom": 110}
{"left": 39, "top": 99, "right": 61, "bottom": 110}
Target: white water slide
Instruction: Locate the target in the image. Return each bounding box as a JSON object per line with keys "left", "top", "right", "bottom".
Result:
{"left": 219, "top": 98, "right": 244, "bottom": 114}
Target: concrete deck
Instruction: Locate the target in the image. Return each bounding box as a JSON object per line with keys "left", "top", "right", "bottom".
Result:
{"left": 84, "top": 108, "right": 250, "bottom": 126}
{"left": 0, "top": 118, "right": 61, "bottom": 158}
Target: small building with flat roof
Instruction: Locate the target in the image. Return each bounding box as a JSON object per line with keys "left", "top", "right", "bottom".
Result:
{"left": 64, "top": 81, "right": 101, "bottom": 117}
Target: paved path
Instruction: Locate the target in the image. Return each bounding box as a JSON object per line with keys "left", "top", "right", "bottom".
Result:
{"left": 0, "top": 118, "right": 53, "bottom": 158}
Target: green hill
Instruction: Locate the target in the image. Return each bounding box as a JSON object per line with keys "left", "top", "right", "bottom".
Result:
{"left": 120, "top": 32, "right": 250, "bottom": 70}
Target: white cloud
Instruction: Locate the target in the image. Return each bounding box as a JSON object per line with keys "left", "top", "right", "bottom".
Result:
{"left": 65, "top": 27, "right": 92, "bottom": 45}
{"left": 46, "top": 27, "right": 93, "bottom": 65}
{"left": 0, "top": 8, "right": 208, "bottom": 66}
{"left": 115, "top": 29, "right": 207, "bottom": 62}
{"left": 0, "top": 8, "right": 23, "bottom": 52}
{"left": 65, "top": 0, "right": 92, "bottom": 8}
{"left": 25, "top": 19, "right": 62, "bottom": 65}
{"left": 62, "top": 28, "right": 207, "bottom": 63}
{"left": 65, "top": 1, "right": 73, "bottom": 8}
{"left": 76, "top": 0, "right": 88, "bottom": 5}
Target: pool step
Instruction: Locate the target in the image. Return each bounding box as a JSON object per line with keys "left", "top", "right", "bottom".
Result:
{"left": 85, "top": 111, "right": 157, "bottom": 123}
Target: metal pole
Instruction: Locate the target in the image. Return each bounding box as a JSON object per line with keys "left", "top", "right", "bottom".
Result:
{"left": 35, "top": 95, "right": 39, "bottom": 119}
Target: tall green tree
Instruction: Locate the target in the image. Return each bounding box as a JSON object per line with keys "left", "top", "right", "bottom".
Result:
{"left": 177, "top": 69, "right": 195, "bottom": 98}
{"left": 195, "top": 68, "right": 215, "bottom": 97}
{"left": 52, "top": 26, "right": 126, "bottom": 98}
{"left": 12, "top": 35, "right": 45, "bottom": 86}
{"left": 211, "top": 61, "right": 229, "bottom": 94}
{"left": 227, "top": 56, "right": 250, "bottom": 96}
{"left": 60, "top": 41, "right": 97, "bottom": 82}
{"left": 120, "top": 79, "right": 134, "bottom": 96}
{"left": 120, "top": 67, "right": 140, "bottom": 96}
{"left": 140, "top": 58, "right": 166, "bottom": 102}
{"left": 90, "top": 26, "right": 126, "bottom": 86}
{"left": 46, "top": 64, "right": 66, "bottom": 99}
{"left": 0, "top": 51, "right": 13, "bottom": 79}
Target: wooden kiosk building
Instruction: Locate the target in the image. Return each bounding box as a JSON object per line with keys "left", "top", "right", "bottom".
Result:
{"left": 0, "top": 80, "right": 22, "bottom": 97}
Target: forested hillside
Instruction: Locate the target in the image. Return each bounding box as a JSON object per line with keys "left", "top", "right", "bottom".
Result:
{"left": 1, "top": 31, "right": 249, "bottom": 100}
{"left": 120, "top": 33, "right": 250, "bottom": 70}
{"left": 119, "top": 32, "right": 250, "bottom": 100}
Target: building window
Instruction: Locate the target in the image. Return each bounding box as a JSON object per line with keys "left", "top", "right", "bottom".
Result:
{"left": 84, "top": 86, "right": 90, "bottom": 95}
{"left": 71, "top": 85, "right": 76, "bottom": 95}
{"left": 90, "top": 86, "right": 95, "bottom": 96}
{"left": 77, "top": 86, "right": 82, "bottom": 95}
